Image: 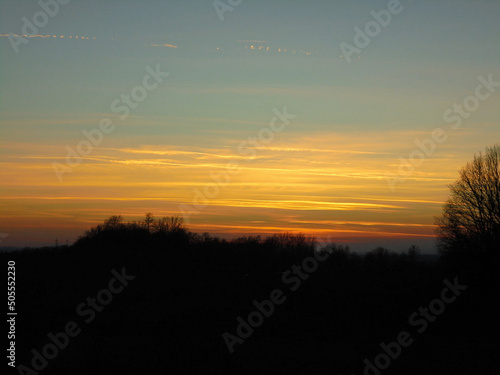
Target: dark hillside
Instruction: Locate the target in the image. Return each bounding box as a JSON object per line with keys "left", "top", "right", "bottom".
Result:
{"left": 4, "top": 219, "right": 499, "bottom": 374}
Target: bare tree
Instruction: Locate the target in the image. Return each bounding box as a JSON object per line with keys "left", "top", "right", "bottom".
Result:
{"left": 144, "top": 213, "right": 155, "bottom": 233}
{"left": 154, "top": 217, "right": 169, "bottom": 235}
{"left": 435, "top": 144, "right": 500, "bottom": 255}
{"left": 167, "top": 216, "right": 185, "bottom": 232}
{"left": 103, "top": 215, "right": 124, "bottom": 230}
{"left": 152, "top": 216, "right": 186, "bottom": 235}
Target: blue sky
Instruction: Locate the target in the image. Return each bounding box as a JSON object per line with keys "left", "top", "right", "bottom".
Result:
{"left": 1, "top": 0, "right": 499, "bottom": 251}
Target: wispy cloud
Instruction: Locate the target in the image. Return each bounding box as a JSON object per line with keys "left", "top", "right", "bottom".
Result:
{"left": 150, "top": 43, "right": 177, "bottom": 48}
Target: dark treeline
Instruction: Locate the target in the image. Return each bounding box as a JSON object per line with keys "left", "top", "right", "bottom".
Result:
{"left": 4, "top": 214, "right": 499, "bottom": 374}
{"left": 72, "top": 214, "right": 431, "bottom": 275}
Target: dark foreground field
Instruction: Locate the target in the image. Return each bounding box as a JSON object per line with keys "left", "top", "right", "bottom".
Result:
{"left": 3, "top": 230, "right": 499, "bottom": 374}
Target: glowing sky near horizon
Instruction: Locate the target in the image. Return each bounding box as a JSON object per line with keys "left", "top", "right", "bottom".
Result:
{"left": 1, "top": 0, "right": 499, "bottom": 251}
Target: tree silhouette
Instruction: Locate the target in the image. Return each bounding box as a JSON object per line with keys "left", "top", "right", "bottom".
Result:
{"left": 436, "top": 144, "right": 500, "bottom": 256}
{"left": 144, "top": 212, "right": 155, "bottom": 233}
{"left": 152, "top": 216, "right": 184, "bottom": 234}
{"left": 103, "top": 215, "right": 124, "bottom": 230}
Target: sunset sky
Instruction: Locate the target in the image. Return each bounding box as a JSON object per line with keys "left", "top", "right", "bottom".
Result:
{"left": 1, "top": 0, "right": 499, "bottom": 251}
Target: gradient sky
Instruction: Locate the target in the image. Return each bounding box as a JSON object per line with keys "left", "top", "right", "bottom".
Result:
{"left": 1, "top": 0, "right": 499, "bottom": 251}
